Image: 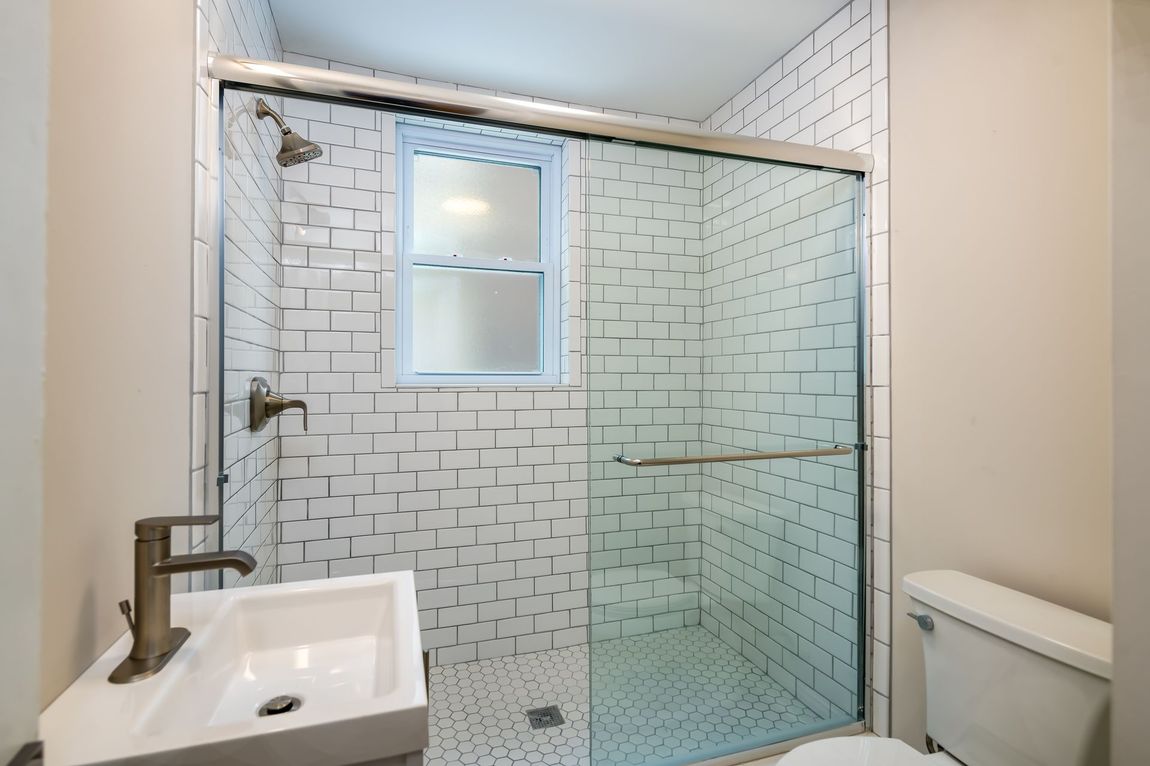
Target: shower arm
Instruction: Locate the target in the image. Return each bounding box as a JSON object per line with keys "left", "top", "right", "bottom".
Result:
{"left": 255, "top": 98, "right": 292, "bottom": 135}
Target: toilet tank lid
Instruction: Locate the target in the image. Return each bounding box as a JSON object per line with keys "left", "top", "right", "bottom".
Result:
{"left": 903, "top": 570, "right": 1112, "bottom": 679}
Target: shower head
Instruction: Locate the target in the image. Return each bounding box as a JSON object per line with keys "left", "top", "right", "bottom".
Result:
{"left": 255, "top": 98, "right": 323, "bottom": 167}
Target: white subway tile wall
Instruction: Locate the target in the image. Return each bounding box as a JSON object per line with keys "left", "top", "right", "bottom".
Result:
{"left": 699, "top": 159, "right": 861, "bottom": 720}
{"left": 583, "top": 139, "right": 864, "bottom": 722}
{"left": 229, "top": 51, "right": 728, "bottom": 667}
{"left": 701, "top": 0, "right": 892, "bottom": 732}
{"left": 584, "top": 140, "right": 706, "bottom": 641}
{"left": 272, "top": 97, "right": 591, "bottom": 665}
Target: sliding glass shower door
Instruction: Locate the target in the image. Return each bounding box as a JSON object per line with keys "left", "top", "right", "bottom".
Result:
{"left": 216, "top": 71, "right": 867, "bottom": 764}
{"left": 584, "top": 139, "right": 865, "bottom": 765}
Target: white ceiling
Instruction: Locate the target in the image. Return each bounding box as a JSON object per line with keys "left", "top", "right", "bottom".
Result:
{"left": 267, "top": 0, "right": 845, "bottom": 121}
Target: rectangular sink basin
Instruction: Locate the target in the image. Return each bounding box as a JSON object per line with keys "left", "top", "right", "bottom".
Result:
{"left": 42, "top": 572, "right": 427, "bottom": 765}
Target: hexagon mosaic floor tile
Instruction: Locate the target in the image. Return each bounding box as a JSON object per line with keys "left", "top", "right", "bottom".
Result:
{"left": 427, "top": 626, "right": 819, "bottom": 766}
{"left": 427, "top": 643, "right": 590, "bottom": 766}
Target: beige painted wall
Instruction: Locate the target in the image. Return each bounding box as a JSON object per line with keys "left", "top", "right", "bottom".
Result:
{"left": 0, "top": 0, "right": 48, "bottom": 756}
{"left": 41, "top": 0, "right": 195, "bottom": 704}
{"left": 1111, "top": 1, "right": 1150, "bottom": 764}
{"left": 888, "top": 0, "right": 1112, "bottom": 749}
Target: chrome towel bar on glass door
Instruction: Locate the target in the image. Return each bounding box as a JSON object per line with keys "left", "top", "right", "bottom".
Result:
{"left": 613, "top": 445, "right": 853, "bottom": 467}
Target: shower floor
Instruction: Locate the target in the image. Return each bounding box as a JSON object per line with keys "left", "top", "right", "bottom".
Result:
{"left": 425, "top": 626, "right": 820, "bottom": 766}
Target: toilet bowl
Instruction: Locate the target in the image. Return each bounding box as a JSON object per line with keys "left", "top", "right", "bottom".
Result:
{"left": 780, "top": 570, "right": 1111, "bottom": 766}
{"left": 777, "top": 736, "right": 956, "bottom": 763}
{"left": 779, "top": 737, "right": 956, "bottom": 765}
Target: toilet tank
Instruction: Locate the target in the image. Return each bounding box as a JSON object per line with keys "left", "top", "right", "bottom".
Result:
{"left": 903, "top": 571, "right": 1110, "bottom": 766}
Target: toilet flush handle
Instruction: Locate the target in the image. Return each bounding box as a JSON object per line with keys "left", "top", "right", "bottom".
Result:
{"left": 907, "top": 611, "right": 935, "bottom": 631}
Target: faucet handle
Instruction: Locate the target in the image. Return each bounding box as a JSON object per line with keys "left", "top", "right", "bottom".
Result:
{"left": 250, "top": 377, "right": 309, "bottom": 432}
{"left": 118, "top": 599, "right": 136, "bottom": 637}
{"left": 135, "top": 514, "right": 220, "bottom": 541}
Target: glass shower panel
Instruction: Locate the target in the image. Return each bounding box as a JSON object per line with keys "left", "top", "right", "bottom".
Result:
{"left": 218, "top": 88, "right": 285, "bottom": 588}
{"left": 586, "top": 140, "right": 864, "bottom": 765}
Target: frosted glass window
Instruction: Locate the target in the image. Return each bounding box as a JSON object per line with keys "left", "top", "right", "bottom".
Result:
{"left": 396, "top": 124, "right": 561, "bottom": 385}
{"left": 412, "top": 266, "right": 541, "bottom": 374}
{"left": 412, "top": 153, "right": 540, "bottom": 262}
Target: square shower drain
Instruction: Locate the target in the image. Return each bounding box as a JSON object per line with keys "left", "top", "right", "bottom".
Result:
{"left": 525, "top": 705, "right": 565, "bottom": 730}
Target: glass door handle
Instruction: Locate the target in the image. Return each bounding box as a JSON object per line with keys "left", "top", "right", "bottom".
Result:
{"left": 613, "top": 445, "right": 853, "bottom": 467}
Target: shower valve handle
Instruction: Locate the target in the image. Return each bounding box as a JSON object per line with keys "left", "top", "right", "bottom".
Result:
{"left": 250, "top": 377, "right": 308, "bottom": 432}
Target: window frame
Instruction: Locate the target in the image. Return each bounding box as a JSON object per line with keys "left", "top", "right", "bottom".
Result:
{"left": 395, "top": 124, "right": 563, "bottom": 386}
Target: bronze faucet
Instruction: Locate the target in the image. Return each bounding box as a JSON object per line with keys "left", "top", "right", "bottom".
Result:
{"left": 108, "top": 515, "right": 256, "bottom": 684}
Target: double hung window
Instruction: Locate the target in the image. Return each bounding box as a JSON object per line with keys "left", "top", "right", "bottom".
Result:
{"left": 395, "top": 125, "right": 562, "bottom": 385}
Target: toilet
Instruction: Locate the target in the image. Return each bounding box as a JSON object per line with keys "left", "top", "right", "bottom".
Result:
{"left": 781, "top": 570, "right": 1112, "bottom": 766}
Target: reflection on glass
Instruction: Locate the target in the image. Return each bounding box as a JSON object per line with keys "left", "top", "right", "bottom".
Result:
{"left": 412, "top": 265, "right": 542, "bottom": 374}
{"left": 412, "top": 153, "right": 540, "bottom": 261}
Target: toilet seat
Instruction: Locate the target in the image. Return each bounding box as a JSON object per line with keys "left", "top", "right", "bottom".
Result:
{"left": 778, "top": 736, "right": 959, "bottom": 765}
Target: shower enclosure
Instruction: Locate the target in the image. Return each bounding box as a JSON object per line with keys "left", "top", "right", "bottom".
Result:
{"left": 213, "top": 57, "right": 867, "bottom": 766}
{"left": 584, "top": 139, "right": 864, "bottom": 764}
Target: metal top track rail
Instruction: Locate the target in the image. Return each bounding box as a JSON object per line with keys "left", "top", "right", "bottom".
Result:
{"left": 209, "top": 55, "right": 873, "bottom": 174}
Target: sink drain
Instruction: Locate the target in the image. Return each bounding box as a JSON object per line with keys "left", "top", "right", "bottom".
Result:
{"left": 258, "top": 695, "right": 303, "bottom": 717}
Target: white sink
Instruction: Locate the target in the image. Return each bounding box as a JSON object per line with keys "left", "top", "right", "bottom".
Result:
{"left": 42, "top": 572, "right": 427, "bottom": 765}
